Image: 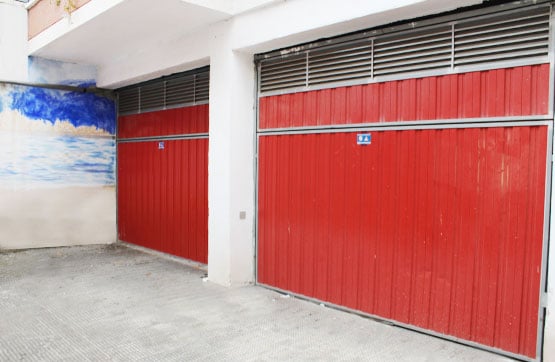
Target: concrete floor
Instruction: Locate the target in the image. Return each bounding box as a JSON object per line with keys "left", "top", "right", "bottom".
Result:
{"left": 0, "top": 244, "right": 514, "bottom": 362}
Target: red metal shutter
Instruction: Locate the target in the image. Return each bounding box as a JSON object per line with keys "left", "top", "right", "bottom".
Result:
{"left": 116, "top": 69, "right": 209, "bottom": 263}
{"left": 258, "top": 125, "right": 547, "bottom": 357}
{"left": 256, "top": 3, "right": 552, "bottom": 359}
{"left": 118, "top": 137, "right": 208, "bottom": 263}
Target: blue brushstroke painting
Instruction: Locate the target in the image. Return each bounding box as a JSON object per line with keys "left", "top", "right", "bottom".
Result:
{"left": 0, "top": 134, "right": 115, "bottom": 187}
{"left": 0, "top": 83, "right": 116, "bottom": 188}
{"left": 9, "top": 87, "right": 115, "bottom": 135}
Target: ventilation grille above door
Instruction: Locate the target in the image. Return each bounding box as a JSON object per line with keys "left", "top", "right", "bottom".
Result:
{"left": 258, "top": 3, "right": 551, "bottom": 95}
{"left": 373, "top": 26, "right": 452, "bottom": 77}
{"left": 117, "top": 68, "right": 209, "bottom": 115}
{"left": 260, "top": 54, "right": 307, "bottom": 92}
{"left": 308, "top": 39, "right": 373, "bottom": 85}
{"left": 454, "top": 6, "right": 550, "bottom": 66}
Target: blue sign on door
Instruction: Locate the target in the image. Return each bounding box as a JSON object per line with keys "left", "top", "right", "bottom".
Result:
{"left": 158, "top": 141, "right": 165, "bottom": 150}
{"left": 357, "top": 133, "right": 371, "bottom": 145}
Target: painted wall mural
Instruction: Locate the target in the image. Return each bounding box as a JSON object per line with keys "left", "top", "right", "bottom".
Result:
{"left": 0, "top": 84, "right": 115, "bottom": 189}
{"left": 0, "top": 58, "right": 115, "bottom": 189}
{"left": 0, "top": 57, "right": 116, "bottom": 248}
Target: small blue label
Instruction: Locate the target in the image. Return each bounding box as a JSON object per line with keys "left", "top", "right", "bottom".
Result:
{"left": 158, "top": 141, "right": 165, "bottom": 150}
{"left": 357, "top": 133, "right": 371, "bottom": 145}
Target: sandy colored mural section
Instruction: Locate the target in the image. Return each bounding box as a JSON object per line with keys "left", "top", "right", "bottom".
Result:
{"left": 0, "top": 186, "right": 115, "bottom": 249}
{"left": 0, "top": 109, "right": 111, "bottom": 137}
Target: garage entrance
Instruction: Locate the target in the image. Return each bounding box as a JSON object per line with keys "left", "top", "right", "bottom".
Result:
{"left": 256, "top": 3, "right": 552, "bottom": 360}
{"left": 116, "top": 68, "right": 209, "bottom": 263}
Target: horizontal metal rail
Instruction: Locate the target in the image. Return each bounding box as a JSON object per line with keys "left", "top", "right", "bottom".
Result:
{"left": 116, "top": 133, "right": 209, "bottom": 143}
{"left": 257, "top": 117, "right": 553, "bottom": 136}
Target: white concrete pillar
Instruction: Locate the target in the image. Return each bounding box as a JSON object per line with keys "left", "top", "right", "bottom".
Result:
{"left": 207, "top": 23, "right": 256, "bottom": 286}
{"left": 0, "top": 1, "right": 28, "bottom": 82}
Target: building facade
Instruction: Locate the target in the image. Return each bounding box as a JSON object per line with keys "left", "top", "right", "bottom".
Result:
{"left": 0, "top": 0, "right": 554, "bottom": 360}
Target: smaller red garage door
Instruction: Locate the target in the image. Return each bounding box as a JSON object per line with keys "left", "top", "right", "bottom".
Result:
{"left": 117, "top": 104, "right": 209, "bottom": 263}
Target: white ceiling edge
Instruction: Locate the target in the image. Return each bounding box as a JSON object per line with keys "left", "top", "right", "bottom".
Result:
{"left": 181, "top": 0, "right": 283, "bottom": 15}
{"left": 0, "top": 0, "right": 29, "bottom": 7}
{"left": 25, "top": 0, "right": 38, "bottom": 9}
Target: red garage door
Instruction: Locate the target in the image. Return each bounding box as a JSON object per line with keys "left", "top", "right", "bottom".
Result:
{"left": 256, "top": 4, "right": 551, "bottom": 359}
{"left": 258, "top": 125, "right": 547, "bottom": 357}
{"left": 117, "top": 134, "right": 208, "bottom": 263}
{"left": 116, "top": 69, "right": 209, "bottom": 263}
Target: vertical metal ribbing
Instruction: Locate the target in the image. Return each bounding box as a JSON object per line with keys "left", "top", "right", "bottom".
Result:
{"left": 450, "top": 23, "right": 455, "bottom": 70}
{"left": 163, "top": 81, "right": 167, "bottom": 110}
{"left": 138, "top": 87, "right": 141, "bottom": 114}
{"left": 370, "top": 38, "right": 374, "bottom": 79}
{"left": 193, "top": 74, "right": 197, "bottom": 104}
{"left": 536, "top": 4, "right": 554, "bottom": 359}
{"left": 537, "top": 121, "right": 553, "bottom": 361}
{"left": 115, "top": 91, "right": 120, "bottom": 243}
{"left": 547, "top": 3, "right": 554, "bottom": 117}
{"left": 305, "top": 51, "right": 309, "bottom": 88}
{"left": 257, "top": 62, "right": 262, "bottom": 99}
{"left": 254, "top": 58, "right": 262, "bottom": 282}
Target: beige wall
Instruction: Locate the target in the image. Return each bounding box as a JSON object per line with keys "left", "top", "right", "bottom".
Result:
{"left": 0, "top": 186, "right": 116, "bottom": 250}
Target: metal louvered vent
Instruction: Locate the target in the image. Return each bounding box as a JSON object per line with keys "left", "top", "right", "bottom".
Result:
{"left": 118, "top": 88, "right": 140, "bottom": 115}
{"left": 308, "top": 39, "right": 372, "bottom": 85}
{"left": 166, "top": 76, "right": 195, "bottom": 107}
{"left": 454, "top": 7, "right": 550, "bottom": 66}
{"left": 260, "top": 54, "right": 306, "bottom": 92}
{"left": 195, "top": 72, "right": 210, "bottom": 103}
{"left": 258, "top": 3, "right": 551, "bottom": 95}
{"left": 373, "top": 26, "right": 452, "bottom": 77}
{"left": 117, "top": 68, "right": 209, "bottom": 115}
{"left": 139, "top": 82, "right": 165, "bottom": 110}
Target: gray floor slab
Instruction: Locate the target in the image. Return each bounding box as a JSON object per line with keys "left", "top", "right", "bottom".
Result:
{"left": 0, "top": 244, "right": 514, "bottom": 361}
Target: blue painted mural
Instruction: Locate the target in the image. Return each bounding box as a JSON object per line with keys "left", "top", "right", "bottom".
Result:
{"left": 9, "top": 86, "right": 115, "bottom": 134}
{"left": 0, "top": 58, "right": 116, "bottom": 189}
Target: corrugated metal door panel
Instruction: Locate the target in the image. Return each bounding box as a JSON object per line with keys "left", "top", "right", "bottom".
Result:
{"left": 117, "top": 138, "right": 208, "bottom": 263}
{"left": 257, "top": 126, "right": 547, "bottom": 358}
{"left": 258, "top": 64, "right": 549, "bottom": 129}
{"left": 118, "top": 104, "right": 209, "bottom": 139}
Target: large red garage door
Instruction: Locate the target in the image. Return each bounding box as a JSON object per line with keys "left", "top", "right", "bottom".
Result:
{"left": 256, "top": 4, "right": 551, "bottom": 360}
{"left": 116, "top": 69, "right": 209, "bottom": 263}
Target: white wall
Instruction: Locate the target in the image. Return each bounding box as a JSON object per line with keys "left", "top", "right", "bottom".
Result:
{"left": 0, "top": 1, "right": 28, "bottom": 82}
{"left": 208, "top": 21, "right": 256, "bottom": 286}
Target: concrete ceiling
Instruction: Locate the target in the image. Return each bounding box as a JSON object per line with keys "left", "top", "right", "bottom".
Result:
{"left": 29, "top": 0, "right": 279, "bottom": 68}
